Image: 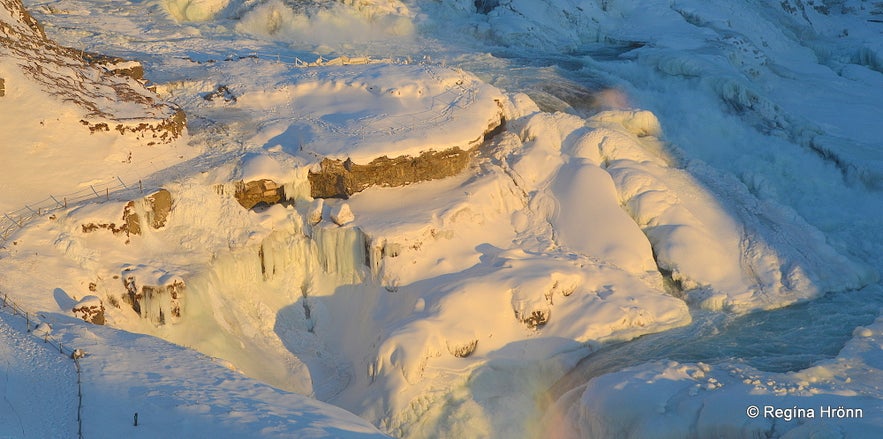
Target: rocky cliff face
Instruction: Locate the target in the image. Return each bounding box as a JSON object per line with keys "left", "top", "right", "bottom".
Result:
{"left": 233, "top": 179, "right": 285, "bottom": 209}
{"left": 308, "top": 98, "right": 505, "bottom": 198}
{"left": 308, "top": 147, "right": 474, "bottom": 198}
{"left": 0, "top": 0, "right": 185, "bottom": 142}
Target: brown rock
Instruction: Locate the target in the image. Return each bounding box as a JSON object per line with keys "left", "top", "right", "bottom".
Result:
{"left": 308, "top": 147, "right": 473, "bottom": 199}
{"left": 307, "top": 100, "right": 504, "bottom": 198}
{"left": 234, "top": 179, "right": 285, "bottom": 209}
{"left": 72, "top": 296, "right": 105, "bottom": 325}
{"left": 124, "top": 188, "right": 172, "bottom": 235}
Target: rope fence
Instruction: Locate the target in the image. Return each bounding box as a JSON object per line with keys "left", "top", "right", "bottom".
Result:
{"left": 0, "top": 291, "right": 84, "bottom": 438}
{"left": 0, "top": 176, "right": 148, "bottom": 244}
{"left": 0, "top": 142, "right": 184, "bottom": 245}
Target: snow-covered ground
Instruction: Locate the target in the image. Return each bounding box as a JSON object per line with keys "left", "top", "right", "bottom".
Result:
{"left": 2, "top": 0, "right": 882, "bottom": 437}
{"left": 0, "top": 300, "right": 390, "bottom": 438}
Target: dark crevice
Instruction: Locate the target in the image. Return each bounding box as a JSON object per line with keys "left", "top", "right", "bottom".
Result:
{"left": 474, "top": 0, "right": 500, "bottom": 15}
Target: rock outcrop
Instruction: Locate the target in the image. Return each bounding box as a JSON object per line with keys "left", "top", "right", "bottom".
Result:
{"left": 307, "top": 101, "right": 505, "bottom": 198}
{"left": 233, "top": 179, "right": 285, "bottom": 209}
{"left": 72, "top": 295, "right": 105, "bottom": 325}
{"left": 308, "top": 147, "right": 473, "bottom": 199}
{"left": 124, "top": 189, "right": 172, "bottom": 235}
{"left": 81, "top": 189, "right": 172, "bottom": 239}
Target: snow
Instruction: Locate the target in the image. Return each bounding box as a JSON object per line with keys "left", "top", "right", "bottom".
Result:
{"left": 329, "top": 202, "right": 355, "bottom": 226}
{"left": 239, "top": 62, "right": 505, "bottom": 163}
{"left": 164, "top": 0, "right": 231, "bottom": 22}
{"left": 73, "top": 295, "right": 102, "bottom": 308}
{"left": 0, "top": 304, "right": 390, "bottom": 438}
{"left": 548, "top": 312, "right": 883, "bottom": 438}
{"left": 233, "top": 0, "right": 415, "bottom": 47}
{"left": 2, "top": 0, "right": 883, "bottom": 437}
{"left": 0, "top": 312, "right": 76, "bottom": 439}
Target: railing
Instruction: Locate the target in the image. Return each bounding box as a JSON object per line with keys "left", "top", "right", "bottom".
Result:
{"left": 0, "top": 176, "right": 146, "bottom": 245}
{"left": 0, "top": 291, "right": 84, "bottom": 438}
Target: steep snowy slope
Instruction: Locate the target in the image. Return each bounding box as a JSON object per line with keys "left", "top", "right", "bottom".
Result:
{"left": 0, "top": 301, "right": 390, "bottom": 438}
{"left": 0, "top": 311, "right": 76, "bottom": 438}
{"left": 0, "top": 0, "right": 193, "bottom": 218}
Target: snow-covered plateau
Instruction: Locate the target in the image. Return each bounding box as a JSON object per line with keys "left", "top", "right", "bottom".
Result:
{"left": 1, "top": 0, "right": 882, "bottom": 437}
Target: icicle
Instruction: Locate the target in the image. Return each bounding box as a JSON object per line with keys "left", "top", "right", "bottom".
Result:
{"left": 368, "top": 237, "right": 385, "bottom": 281}
{"left": 312, "top": 225, "right": 368, "bottom": 283}
{"left": 283, "top": 167, "right": 313, "bottom": 204}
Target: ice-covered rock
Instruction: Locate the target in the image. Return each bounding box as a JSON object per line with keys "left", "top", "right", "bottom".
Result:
{"left": 329, "top": 202, "right": 355, "bottom": 226}
{"left": 121, "top": 267, "right": 185, "bottom": 325}
{"left": 308, "top": 198, "right": 324, "bottom": 225}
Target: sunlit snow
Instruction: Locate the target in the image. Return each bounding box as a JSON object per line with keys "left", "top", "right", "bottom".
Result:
{"left": 2, "top": 0, "right": 882, "bottom": 438}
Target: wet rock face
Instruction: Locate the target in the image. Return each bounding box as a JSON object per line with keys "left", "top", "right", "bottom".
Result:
{"left": 308, "top": 147, "right": 473, "bottom": 199}
{"left": 72, "top": 296, "right": 105, "bottom": 325}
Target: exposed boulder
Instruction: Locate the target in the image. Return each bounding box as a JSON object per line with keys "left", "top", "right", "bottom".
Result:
{"left": 446, "top": 339, "right": 478, "bottom": 358}
{"left": 72, "top": 295, "right": 105, "bottom": 325}
{"left": 233, "top": 179, "right": 285, "bottom": 209}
